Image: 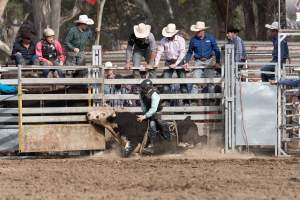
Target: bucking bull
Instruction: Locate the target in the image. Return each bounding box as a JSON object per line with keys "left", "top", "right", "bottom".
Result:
{"left": 86, "top": 107, "right": 207, "bottom": 157}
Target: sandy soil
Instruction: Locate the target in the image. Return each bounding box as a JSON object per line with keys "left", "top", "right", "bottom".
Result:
{"left": 0, "top": 151, "right": 300, "bottom": 200}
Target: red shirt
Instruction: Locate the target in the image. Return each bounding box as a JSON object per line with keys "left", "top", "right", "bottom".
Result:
{"left": 35, "top": 40, "right": 65, "bottom": 63}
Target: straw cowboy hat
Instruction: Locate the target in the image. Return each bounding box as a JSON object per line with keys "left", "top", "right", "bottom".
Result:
{"left": 162, "top": 23, "right": 179, "bottom": 37}
{"left": 190, "top": 21, "right": 209, "bottom": 32}
{"left": 74, "top": 15, "right": 94, "bottom": 25}
{"left": 265, "top": 21, "right": 279, "bottom": 30}
{"left": 134, "top": 23, "right": 151, "bottom": 39}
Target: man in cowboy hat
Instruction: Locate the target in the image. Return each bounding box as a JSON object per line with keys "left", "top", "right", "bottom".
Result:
{"left": 64, "top": 14, "right": 95, "bottom": 66}
{"left": 11, "top": 32, "right": 39, "bottom": 67}
{"left": 35, "top": 27, "right": 65, "bottom": 78}
{"left": 184, "top": 21, "right": 221, "bottom": 97}
{"left": 154, "top": 23, "right": 188, "bottom": 105}
{"left": 126, "top": 23, "right": 157, "bottom": 78}
{"left": 226, "top": 26, "right": 247, "bottom": 64}
{"left": 261, "top": 21, "right": 290, "bottom": 82}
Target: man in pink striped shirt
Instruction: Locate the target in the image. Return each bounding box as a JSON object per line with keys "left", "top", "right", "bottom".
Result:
{"left": 154, "top": 23, "right": 188, "bottom": 105}
{"left": 35, "top": 27, "right": 65, "bottom": 78}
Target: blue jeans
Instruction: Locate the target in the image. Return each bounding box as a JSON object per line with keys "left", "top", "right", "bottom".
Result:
{"left": 132, "top": 49, "right": 156, "bottom": 78}
{"left": 163, "top": 68, "right": 188, "bottom": 94}
{"left": 42, "top": 61, "right": 63, "bottom": 77}
{"left": 260, "top": 59, "right": 286, "bottom": 82}
{"left": 15, "top": 54, "right": 39, "bottom": 66}
{"left": 191, "top": 60, "right": 217, "bottom": 94}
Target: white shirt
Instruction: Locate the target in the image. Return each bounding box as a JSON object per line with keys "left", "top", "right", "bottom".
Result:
{"left": 154, "top": 35, "right": 186, "bottom": 66}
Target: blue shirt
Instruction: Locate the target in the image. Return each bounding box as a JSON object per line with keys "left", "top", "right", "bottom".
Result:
{"left": 278, "top": 79, "right": 300, "bottom": 95}
{"left": 185, "top": 34, "right": 221, "bottom": 64}
{"left": 272, "top": 36, "right": 289, "bottom": 62}
{"left": 228, "top": 35, "right": 247, "bottom": 62}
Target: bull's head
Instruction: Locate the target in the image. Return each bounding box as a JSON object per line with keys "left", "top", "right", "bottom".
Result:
{"left": 86, "top": 107, "right": 117, "bottom": 127}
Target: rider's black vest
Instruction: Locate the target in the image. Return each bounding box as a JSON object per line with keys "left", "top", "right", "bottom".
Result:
{"left": 141, "top": 88, "right": 162, "bottom": 113}
{"left": 41, "top": 40, "right": 57, "bottom": 61}
{"left": 128, "top": 33, "right": 150, "bottom": 50}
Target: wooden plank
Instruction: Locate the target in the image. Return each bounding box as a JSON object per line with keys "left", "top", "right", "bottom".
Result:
{"left": 104, "top": 78, "right": 222, "bottom": 85}
{"left": 0, "top": 116, "right": 18, "bottom": 123}
{"left": 162, "top": 114, "right": 223, "bottom": 121}
{"left": 0, "top": 79, "right": 18, "bottom": 85}
{"left": 104, "top": 93, "right": 222, "bottom": 100}
{"left": 21, "top": 124, "right": 105, "bottom": 152}
{"left": 22, "top": 78, "right": 103, "bottom": 85}
{"left": 20, "top": 106, "right": 221, "bottom": 114}
{"left": 0, "top": 108, "right": 18, "bottom": 114}
{"left": 22, "top": 115, "right": 87, "bottom": 123}
{"left": 0, "top": 95, "right": 17, "bottom": 101}
{"left": 22, "top": 94, "right": 103, "bottom": 100}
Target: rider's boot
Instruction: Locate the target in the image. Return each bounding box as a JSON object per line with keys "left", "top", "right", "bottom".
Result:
{"left": 143, "top": 139, "right": 155, "bottom": 154}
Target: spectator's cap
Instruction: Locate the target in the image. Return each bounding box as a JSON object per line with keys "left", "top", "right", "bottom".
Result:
{"left": 265, "top": 21, "right": 279, "bottom": 30}
{"left": 104, "top": 61, "right": 113, "bottom": 68}
{"left": 190, "top": 21, "right": 209, "bottom": 32}
{"left": 43, "top": 27, "right": 55, "bottom": 37}
{"left": 21, "top": 32, "right": 32, "bottom": 40}
{"left": 162, "top": 23, "right": 179, "bottom": 37}
{"left": 74, "top": 15, "right": 94, "bottom": 25}
{"left": 226, "top": 26, "right": 240, "bottom": 33}
{"left": 134, "top": 23, "right": 151, "bottom": 39}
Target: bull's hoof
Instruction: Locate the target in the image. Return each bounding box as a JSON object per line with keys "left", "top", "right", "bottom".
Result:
{"left": 122, "top": 141, "right": 133, "bottom": 157}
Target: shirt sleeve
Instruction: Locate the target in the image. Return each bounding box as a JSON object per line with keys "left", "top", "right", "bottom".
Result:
{"left": 144, "top": 92, "right": 160, "bottom": 118}
{"left": 35, "top": 41, "right": 49, "bottom": 63}
{"left": 282, "top": 40, "right": 289, "bottom": 59}
{"left": 55, "top": 40, "right": 65, "bottom": 62}
{"left": 278, "top": 79, "right": 300, "bottom": 87}
{"left": 154, "top": 39, "right": 165, "bottom": 66}
{"left": 211, "top": 36, "right": 221, "bottom": 64}
{"left": 148, "top": 33, "right": 157, "bottom": 52}
{"left": 185, "top": 38, "right": 194, "bottom": 63}
{"left": 175, "top": 37, "right": 186, "bottom": 66}
{"left": 64, "top": 28, "right": 75, "bottom": 51}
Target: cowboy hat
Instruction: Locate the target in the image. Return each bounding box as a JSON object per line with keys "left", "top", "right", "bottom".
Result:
{"left": 226, "top": 26, "right": 240, "bottom": 33}
{"left": 74, "top": 15, "right": 94, "bottom": 25}
{"left": 265, "top": 21, "right": 279, "bottom": 30}
{"left": 190, "top": 21, "right": 209, "bottom": 32}
{"left": 134, "top": 23, "right": 151, "bottom": 39}
{"left": 162, "top": 23, "right": 179, "bottom": 37}
{"left": 104, "top": 61, "right": 113, "bottom": 68}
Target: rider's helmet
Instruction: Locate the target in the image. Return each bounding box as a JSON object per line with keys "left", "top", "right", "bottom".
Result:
{"left": 140, "top": 79, "right": 153, "bottom": 94}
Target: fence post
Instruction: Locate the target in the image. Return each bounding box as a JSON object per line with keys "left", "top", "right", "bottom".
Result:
{"left": 92, "top": 45, "right": 102, "bottom": 107}
{"left": 17, "top": 64, "right": 23, "bottom": 152}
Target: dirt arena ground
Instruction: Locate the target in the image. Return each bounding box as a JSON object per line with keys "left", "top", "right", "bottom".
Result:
{"left": 0, "top": 150, "right": 300, "bottom": 200}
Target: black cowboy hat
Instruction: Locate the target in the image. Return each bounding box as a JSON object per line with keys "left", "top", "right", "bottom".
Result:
{"left": 226, "top": 26, "right": 240, "bottom": 33}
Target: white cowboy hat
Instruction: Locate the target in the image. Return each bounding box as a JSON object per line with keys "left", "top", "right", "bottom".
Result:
{"left": 162, "top": 23, "right": 179, "bottom": 37}
{"left": 133, "top": 23, "right": 151, "bottom": 39}
{"left": 74, "top": 15, "right": 94, "bottom": 25}
{"left": 190, "top": 21, "right": 209, "bottom": 32}
{"left": 265, "top": 21, "right": 279, "bottom": 30}
{"left": 104, "top": 61, "right": 113, "bottom": 68}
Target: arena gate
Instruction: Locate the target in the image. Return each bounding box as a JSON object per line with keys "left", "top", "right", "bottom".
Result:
{"left": 0, "top": 46, "right": 223, "bottom": 153}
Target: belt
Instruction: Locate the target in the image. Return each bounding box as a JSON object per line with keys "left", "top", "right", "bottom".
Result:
{"left": 194, "top": 56, "right": 211, "bottom": 61}
{"left": 166, "top": 59, "right": 177, "bottom": 64}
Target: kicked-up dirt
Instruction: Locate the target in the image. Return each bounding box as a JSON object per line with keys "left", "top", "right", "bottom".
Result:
{"left": 0, "top": 153, "right": 300, "bottom": 200}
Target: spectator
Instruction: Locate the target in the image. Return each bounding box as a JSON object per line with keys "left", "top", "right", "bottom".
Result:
{"left": 64, "top": 15, "right": 95, "bottom": 66}
{"left": 226, "top": 26, "right": 247, "bottom": 65}
{"left": 104, "top": 62, "right": 132, "bottom": 107}
{"left": 11, "top": 32, "right": 39, "bottom": 67}
{"left": 35, "top": 27, "right": 65, "bottom": 78}
{"left": 125, "top": 23, "right": 157, "bottom": 78}
{"left": 184, "top": 21, "right": 221, "bottom": 101}
{"left": 261, "top": 21, "right": 290, "bottom": 82}
{"left": 154, "top": 23, "right": 188, "bottom": 106}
